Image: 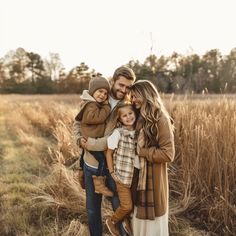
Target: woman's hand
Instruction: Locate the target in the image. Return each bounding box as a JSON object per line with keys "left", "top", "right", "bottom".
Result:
{"left": 137, "top": 144, "right": 141, "bottom": 155}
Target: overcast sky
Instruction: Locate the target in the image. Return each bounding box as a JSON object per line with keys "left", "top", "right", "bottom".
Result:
{"left": 1, "top": 0, "right": 236, "bottom": 77}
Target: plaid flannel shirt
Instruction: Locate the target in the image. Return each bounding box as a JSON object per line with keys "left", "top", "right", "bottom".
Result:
{"left": 113, "top": 128, "right": 137, "bottom": 187}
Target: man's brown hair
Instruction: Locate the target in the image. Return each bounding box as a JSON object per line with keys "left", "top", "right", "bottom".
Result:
{"left": 112, "top": 66, "right": 136, "bottom": 82}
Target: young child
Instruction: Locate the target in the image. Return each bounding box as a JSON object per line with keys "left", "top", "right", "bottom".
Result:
{"left": 105, "top": 102, "right": 140, "bottom": 236}
{"left": 75, "top": 76, "right": 113, "bottom": 197}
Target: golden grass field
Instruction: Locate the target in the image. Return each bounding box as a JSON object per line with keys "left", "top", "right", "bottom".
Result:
{"left": 0, "top": 94, "right": 235, "bottom": 236}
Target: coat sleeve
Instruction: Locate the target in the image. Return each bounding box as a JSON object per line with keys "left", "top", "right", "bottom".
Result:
{"left": 71, "top": 120, "right": 82, "bottom": 170}
{"left": 73, "top": 120, "right": 82, "bottom": 146}
{"left": 139, "top": 116, "right": 175, "bottom": 163}
{"left": 82, "top": 103, "right": 111, "bottom": 125}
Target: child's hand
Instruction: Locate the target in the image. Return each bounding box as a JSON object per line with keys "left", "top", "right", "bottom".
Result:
{"left": 102, "top": 99, "right": 109, "bottom": 105}
{"left": 111, "top": 172, "right": 119, "bottom": 183}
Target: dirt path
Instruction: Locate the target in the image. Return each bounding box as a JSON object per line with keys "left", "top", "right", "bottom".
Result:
{"left": 0, "top": 111, "right": 44, "bottom": 235}
{"left": 0, "top": 114, "right": 22, "bottom": 172}
{"left": 0, "top": 112, "right": 36, "bottom": 177}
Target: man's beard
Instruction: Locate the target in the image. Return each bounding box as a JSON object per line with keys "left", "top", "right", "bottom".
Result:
{"left": 111, "top": 87, "right": 125, "bottom": 100}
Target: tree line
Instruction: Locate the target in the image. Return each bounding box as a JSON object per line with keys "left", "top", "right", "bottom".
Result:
{"left": 0, "top": 47, "right": 236, "bottom": 94}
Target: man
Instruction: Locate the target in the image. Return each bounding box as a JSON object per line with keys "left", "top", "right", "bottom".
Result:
{"left": 74, "top": 66, "right": 136, "bottom": 236}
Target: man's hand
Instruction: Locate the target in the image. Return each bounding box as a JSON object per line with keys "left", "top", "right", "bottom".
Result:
{"left": 79, "top": 137, "right": 87, "bottom": 149}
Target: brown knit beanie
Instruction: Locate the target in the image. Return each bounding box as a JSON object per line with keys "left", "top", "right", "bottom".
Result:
{"left": 88, "top": 76, "right": 110, "bottom": 96}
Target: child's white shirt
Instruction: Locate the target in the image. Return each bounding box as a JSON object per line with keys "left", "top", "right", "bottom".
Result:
{"left": 107, "top": 128, "right": 140, "bottom": 169}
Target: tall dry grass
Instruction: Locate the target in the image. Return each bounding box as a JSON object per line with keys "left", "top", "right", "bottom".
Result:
{"left": 168, "top": 96, "right": 236, "bottom": 235}
{"left": 0, "top": 94, "right": 235, "bottom": 235}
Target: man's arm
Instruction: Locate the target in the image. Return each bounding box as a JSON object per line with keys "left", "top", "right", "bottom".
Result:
{"left": 85, "top": 135, "right": 109, "bottom": 151}
{"left": 73, "top": 120, "right": 83, "bottom": 146}
{"left": 72, "top": 120, "right": 84, "bottom": 171}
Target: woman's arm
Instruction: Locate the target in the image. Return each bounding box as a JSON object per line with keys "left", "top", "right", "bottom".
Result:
{"left": 139, "top": 116, "right": 175, "bottom": 163}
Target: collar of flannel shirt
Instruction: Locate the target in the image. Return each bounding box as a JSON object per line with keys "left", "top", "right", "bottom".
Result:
{"left": 121, "top": 128, "right": 136, "bottom": 139}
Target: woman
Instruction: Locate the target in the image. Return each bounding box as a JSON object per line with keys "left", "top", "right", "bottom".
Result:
{"left": 130, "top": 80, "right": 175, "bottom": 236}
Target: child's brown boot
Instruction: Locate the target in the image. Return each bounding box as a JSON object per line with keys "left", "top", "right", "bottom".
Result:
{"left": 92, "top": 175, "right": 113, "bottom": 197}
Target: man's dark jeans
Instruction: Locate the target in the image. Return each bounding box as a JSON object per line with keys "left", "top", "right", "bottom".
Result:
{"left": 84, "top": 163, "right": 128, "bottom": 236}
{"left": 84, "top": 163, "right": 103, "bottom": 236}
{"left": 80, "top": 150, "right": 106, "bottom": 176}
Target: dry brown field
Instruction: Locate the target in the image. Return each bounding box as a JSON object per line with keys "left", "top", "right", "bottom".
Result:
{"left": 0, "top": 94, "right": 235, "bottom": 236}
